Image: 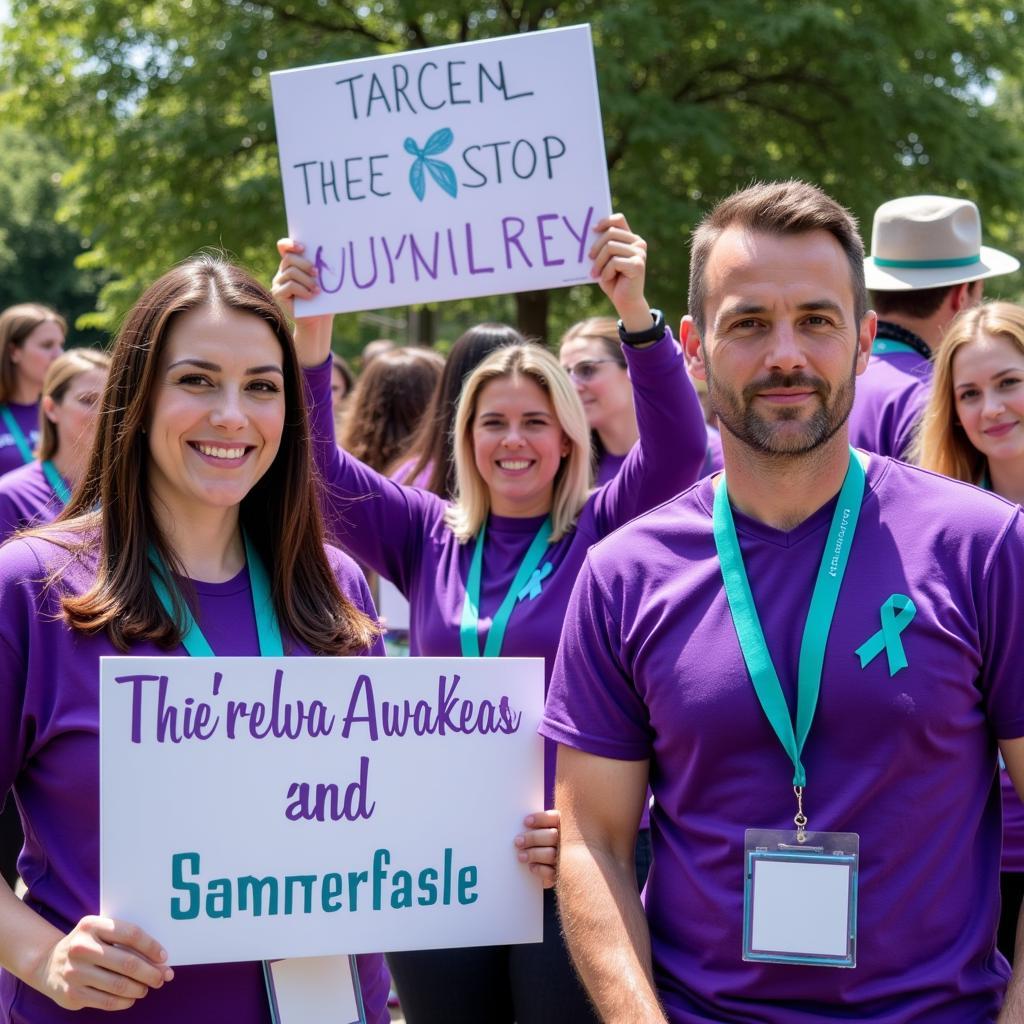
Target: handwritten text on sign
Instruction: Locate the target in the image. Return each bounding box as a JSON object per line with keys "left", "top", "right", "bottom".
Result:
{"left": 270, "top": 26, "right": 611, "bottom": 314}
{"left": 100, "top": 657, "right": 545, "bottom": 965}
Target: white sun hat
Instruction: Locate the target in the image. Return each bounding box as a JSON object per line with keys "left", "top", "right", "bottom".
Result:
{"left": 864, "top": 195, "right": 1019, "bottom": 291}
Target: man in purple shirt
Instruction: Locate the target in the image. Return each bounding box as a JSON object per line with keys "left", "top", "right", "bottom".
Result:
{"left": 848, "top": 194, "right": 1018, "bottom": 459}
{"left": 543, "top": 180, "right": 1024, "bottom": 1022}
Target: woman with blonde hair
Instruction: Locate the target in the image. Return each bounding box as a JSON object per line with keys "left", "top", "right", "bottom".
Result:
{"left": 273, "top": 213, "right": 708, "bottom": 1023}
{"left": 915, "top": 299, "right": 1024, "bottom": 961}
{"left": 0, "top": 304, "right": 66, "bottom": 477}
{"left": 0, "top": 348, "right": 111, "bottom": 539}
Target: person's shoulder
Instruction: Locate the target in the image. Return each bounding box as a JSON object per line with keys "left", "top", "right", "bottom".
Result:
{"left": 0, "top": 460, "right": 45, "bottom": 495}
{"left": 0, "top": 525, "right": 98, "bottom": 588}
{"left": 871, "top": 456, "right": 1020, "bottom": 540}
{"left": 325, "top": 543, "right": 369, "bottom": 588}
{"left": 863, "top": 353, "right": 931, "bottom": 390}
{"left": 586, "top": 479, "right": 712, "bottom": 573}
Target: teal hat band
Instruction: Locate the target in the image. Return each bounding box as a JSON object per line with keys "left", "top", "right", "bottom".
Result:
{"left": 873, "top": 254, "right": 980, "bottom": 269}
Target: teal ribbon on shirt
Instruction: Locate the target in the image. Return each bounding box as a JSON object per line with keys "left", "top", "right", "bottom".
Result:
{"left": 460, "top": 518, "right": 552, "bottom": 658}
{"left": 855, "top": 594, "right": 916, "bottom": 676}
{"left": 871, "top": 339, "right": 919, "bottom": 356}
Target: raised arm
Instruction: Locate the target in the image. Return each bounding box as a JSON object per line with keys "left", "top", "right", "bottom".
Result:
{"left": 272, "top": 240, "right": 441, "bottom": 589}
{"left": 586, "top": 216, "right": 707, "bottom": 534}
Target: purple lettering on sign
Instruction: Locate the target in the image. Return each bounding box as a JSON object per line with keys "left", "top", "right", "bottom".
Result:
{"left": 537, "top": 213, "right": 565, "bottom": 267}
{"left": 502, "top": 217, "right": 532, "bottom": 270}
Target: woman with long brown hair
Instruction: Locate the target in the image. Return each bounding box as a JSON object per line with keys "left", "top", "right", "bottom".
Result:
{"left": 915, "top": 300, "right": 1024, "bottom": 962}
{"left": 0, "top": 304, "right": 66, "bottom": 477}
{"left": 0, "top": 256, "right": 391, "bottom": 1022}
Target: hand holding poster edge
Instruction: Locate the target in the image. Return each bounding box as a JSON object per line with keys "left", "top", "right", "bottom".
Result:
{"left": 269, "top": 25, "right": 612, "bottom": 316}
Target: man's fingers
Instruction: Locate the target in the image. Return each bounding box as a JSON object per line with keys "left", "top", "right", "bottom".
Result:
{"left": 516, "top": 827, "right": 559, "bottom": 849}
{"left": 276, "top": 237, "right": 305, "bottom": 256}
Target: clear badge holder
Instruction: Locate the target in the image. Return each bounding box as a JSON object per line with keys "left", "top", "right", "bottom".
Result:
{"left": 743, "top": 828, "right": 859, "bottom": 968}
{"left": 263, "top": 955, "right": 367, "bottom": 1024}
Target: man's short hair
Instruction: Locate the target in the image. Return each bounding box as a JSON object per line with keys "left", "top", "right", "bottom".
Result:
{"left": 688, "top": 180, "right": 867, "bottom": 336}
{"left": 870, "top": 284, "right": 956, "bottom": 321}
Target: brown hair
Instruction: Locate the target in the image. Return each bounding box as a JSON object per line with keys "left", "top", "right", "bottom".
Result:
{"left": 688, "top": 180, "right": 867, "bottom": 336}
{"left": 0, "top": 303, "right": 68, "bottom": 403}
{"left": 913, "top": 301, "right": 1024, "bottom": 482}
{"left": 396, "top": 323, "right": 526, "bottom": 496}
{"left": 46, "top": 255, "right": 378, "bottom": 654}
{"left": 871, "top": 285, "right": 954, "bottom": 321}
{"left": 339, "top": 346, "right": 444, "bottom": 473}
{"left": 37, "top": 348, "right": 112, "bottom": 461}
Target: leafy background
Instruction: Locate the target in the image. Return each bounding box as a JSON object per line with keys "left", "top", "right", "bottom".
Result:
{"left": 2, "top": 1, "right": 1023, "bottom": 357}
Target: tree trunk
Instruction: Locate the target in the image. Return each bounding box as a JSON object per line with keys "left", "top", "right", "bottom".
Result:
{"left": 407, "top": 305, "right": 436, "bottom": 346}
{"left": 515, "top": 289, "right": 550, "bottom": 344}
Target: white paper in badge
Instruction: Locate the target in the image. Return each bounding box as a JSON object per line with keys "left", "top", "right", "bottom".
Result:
{"left": 742, "top": 829, "right": 858, "bottom": 968}
{"left": 264, "top": 955, "right": 365, "bottom": 1024}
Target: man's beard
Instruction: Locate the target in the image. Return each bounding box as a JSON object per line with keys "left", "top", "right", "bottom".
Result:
{"left": 707, "top": 361, "right": 857, "bottom": 457}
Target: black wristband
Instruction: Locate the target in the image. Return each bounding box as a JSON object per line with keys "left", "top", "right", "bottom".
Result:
{"left": 617, "top": 308, "right": 665, "bottom": 347}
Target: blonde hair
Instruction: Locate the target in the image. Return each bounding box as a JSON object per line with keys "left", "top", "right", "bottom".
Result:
{"left": 445, "top": 344, "right": 591, "bottom": 542}
{"left": 0, "top": 303, "right": 68, "bottom": 403}
{"left": 913, "top": 301, "right": 1024, "bottom": 482}
{"left": 37, "top": 348, "right": 111, "bottom": 461}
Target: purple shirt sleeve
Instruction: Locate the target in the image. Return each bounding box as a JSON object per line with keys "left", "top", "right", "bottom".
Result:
{"left": 980, "top": 508, "right": 1024, "bottom": 739}
{"left": 541, "top": 551, "right": 652, "bottom": 760}
{"left": 590, "top": 330, "right": 707, "bottom": 534}
{"left": 305, "top": 358, "right": 445, "bottom": 594}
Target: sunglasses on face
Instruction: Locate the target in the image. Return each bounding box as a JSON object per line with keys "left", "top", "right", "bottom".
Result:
{"left": 563, "top": 358, "right": 620, "bottom": 383}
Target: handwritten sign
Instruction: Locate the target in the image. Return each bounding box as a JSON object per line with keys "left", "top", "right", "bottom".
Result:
{"left": 270, "top": 25, "right": 611, "bottom": 315}
{"left": 100, "top": 656, "right": 544, "bottom": 965}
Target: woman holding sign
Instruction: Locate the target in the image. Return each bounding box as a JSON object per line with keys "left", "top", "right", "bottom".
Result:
{"left": 273, "top": 214, "right": 708, "bottom": 1023}
{"left": 0, "top": 304, "right": 66, "bottom": 478}
{"left": 0, "top": 257, "right": 398, "bottom": 1022}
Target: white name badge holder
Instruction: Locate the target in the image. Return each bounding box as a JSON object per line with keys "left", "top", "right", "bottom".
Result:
{"left": 743, "top": 827, "right": 859, "bottom": 967}
{"left": 263, "top": 955, "right": 367, "bottom": 1024}
{"left": 714, "top": 449, "right": 866, "bottom": 969}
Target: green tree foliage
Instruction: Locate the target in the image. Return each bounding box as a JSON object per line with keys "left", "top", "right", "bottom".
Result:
{"left": 2, "top": 1, "right": 1022, "bottom": 345}
{"left": 0, "top": 125, "right": 106, "bottom": 345}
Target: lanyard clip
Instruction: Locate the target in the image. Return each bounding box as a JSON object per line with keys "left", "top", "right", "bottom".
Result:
{"left": 793, "top": 785, "right": 808, "bottom": 844}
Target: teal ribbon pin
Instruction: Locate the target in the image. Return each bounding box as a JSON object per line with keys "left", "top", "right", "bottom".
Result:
{"left": 517, "top": 562, "right": 553, "bottom": 602}
{"left": 855, "top": 594, "right": 917, "bottom": 676}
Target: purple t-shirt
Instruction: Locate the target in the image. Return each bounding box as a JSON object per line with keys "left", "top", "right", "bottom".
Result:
{"left": 595, "top": 449, "right": 627, "bottom": 486}
{"left": 542, "top": 457, "right": 1024, "bottom": 1023}
{"left": 848, "top": 350, "right": 931, "bottom": 459}
{"left": 700, "top": 425, "right": 723, "bottom": 477}
{"left": 0, "top": 461, "right": 63, "bottom": 541}
{"left": 0, "top": 403, "right": 40, "bottom": 479}
{"left": 0, "top": 536, "right": 389, "bottom": 1024}
{"left": 305, "top": 331, "right": 707, "bottom": 804}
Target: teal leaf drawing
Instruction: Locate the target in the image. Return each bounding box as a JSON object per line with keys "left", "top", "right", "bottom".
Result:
{"left": 422, "top": 128, "right": 453, "bottom": 156}
{"left": 425, "top": 158, "right": 458, "bottom": 198}
{"left": 404, "top": 129, "right": 458, "bottom": 202}
{"left": 409, "top": 159, "right": 426, "bottom": 201}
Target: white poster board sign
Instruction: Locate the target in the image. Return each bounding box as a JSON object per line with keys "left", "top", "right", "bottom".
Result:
{"left": 100, "top": 656, "right": 544, "bottom": 965}
{"left": 270, "top": 25, "right": 611, "bottom": 314}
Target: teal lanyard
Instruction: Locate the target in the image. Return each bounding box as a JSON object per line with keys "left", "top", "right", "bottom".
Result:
{"left": 713, "top": 449, "right": 865, "bottom": 824}
{"left": 149, "top": 532, "right": 284, "bottom": 657}
{"left": 40, "top": 460, "right": 70, "bottom": 505}
{"left": 871, "top": 338, "right": 918, "bottom": 356}
{"left": 459, "top": 517, "right": 552, "bottom": 658}
{"left": 0, "top": 405, "right": 33, "bottom": 464}
{"left": 979, "top": 469, "right": 991, "bottom": 491}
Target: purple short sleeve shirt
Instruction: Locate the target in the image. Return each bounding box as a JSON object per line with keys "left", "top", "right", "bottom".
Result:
{"left": 0, "top": 403, "right": 40, "bottom": 479}
{"left": 0, "top": 461, "right": 63, "bottom": 541}
{"left": 542, "top": 456, "right": 1024, "bottom": 1023}
{"left": 0, "top": 537, "right": 389, "bottom": 1024}
{"left": 848, "top": 351, "right": 931, "bottom": 459}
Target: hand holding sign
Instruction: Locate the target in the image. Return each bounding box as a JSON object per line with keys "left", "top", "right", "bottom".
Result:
{"left": 588, "top": 213, "right": 651, "bottom": 332}
{"left": 515, "top": 809, "right": 560, "bottom": 888}
{"left": 272, "top": 239, "right": 334, "bottom": 368}
{"left": 35, "top": 916, "right": 173, "bottom": 1012}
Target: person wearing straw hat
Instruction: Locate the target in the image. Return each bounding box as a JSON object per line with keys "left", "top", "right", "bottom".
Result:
{"left": 848, "top": 195, "right": 1019, "bottom": 459}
